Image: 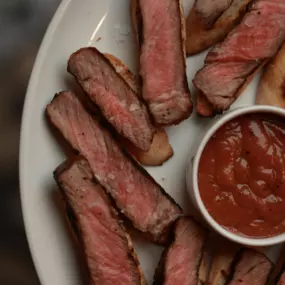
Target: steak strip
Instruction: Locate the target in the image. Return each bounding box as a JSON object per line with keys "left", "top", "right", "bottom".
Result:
{"left": 54, "top": 157, "right": 145, "bottom": 285}
{"left": 193, "top": 0, "right": 285, "bottom": 114}
{"left": 153, "top": 217, "right": 208, "bottom": 285}
{"left": 68, "top": 47, "right": 154, "bottom": 152}
{"left": 46, "top": 91, "right": 182, "bottom": 244}
{"left": 134, "top": 0, "right": 192, "bottom": 126}
{"left": 225, "top": 248, "right": 273, "bottom": 285}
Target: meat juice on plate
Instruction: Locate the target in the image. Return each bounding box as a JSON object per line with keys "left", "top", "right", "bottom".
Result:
{"left": 198, "top": 113, "right": 285, "bottom": 238}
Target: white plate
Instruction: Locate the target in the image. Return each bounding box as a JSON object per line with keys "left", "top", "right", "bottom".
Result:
{"left": 20, "top": 0, "right": 281, "bottom": 284}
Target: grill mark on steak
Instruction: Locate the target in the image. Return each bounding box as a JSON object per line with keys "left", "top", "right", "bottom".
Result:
{"left": 46, "top": 91, "right": 182, "bottom": 244}
{"left": 136, "top": 0, "right": 192, "bottom": 126}
{"left": 68, "top": 47, "right": 154, "bottom": 152}
{"left": 225, "top": 248, "right": 273, "bottom": 285}
{"left": 153, "top": 217, "right": 208, "bottom": 285}
{"left": 54, "top": 157, "right": 146, "bottom": 285}
{"left": 193, "top": 0, "right": 285, "bottom": 113}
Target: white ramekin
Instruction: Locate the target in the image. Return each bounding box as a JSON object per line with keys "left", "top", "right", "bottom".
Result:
{"left": 186, "top": 105, "right": 285, "bottom": 247}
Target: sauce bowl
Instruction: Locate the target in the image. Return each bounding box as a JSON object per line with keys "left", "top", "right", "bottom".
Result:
{"left": 186, "top": 105, "right": 285, "bottom": 247}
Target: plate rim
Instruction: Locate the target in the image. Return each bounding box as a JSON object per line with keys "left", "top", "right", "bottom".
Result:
{"left": 19, "top": 0, "right": 72, "bottom": 284}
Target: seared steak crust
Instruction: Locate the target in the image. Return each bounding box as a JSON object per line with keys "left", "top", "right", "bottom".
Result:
{"left": 54, "top": 157, "right": 146, "bottom": 285}
{"left": 46, "top": 91, "right": 182, "bottom": 244}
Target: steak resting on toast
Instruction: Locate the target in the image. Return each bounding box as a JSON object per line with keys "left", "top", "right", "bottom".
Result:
{"left": 104, "top": 53, "right": 174, "bottom": 166}
{"left": 186, "top": 0, "right": 252, "bottom": 55}
{"left": 54, "top": 157, "right": 145, "bottom": 285}
{"left": 226, "top": 249, "right": 273, "bottom": 285}
{"left": 154, "top": 217, "right": 208, "bottom": 285}
{"left": 46, "top": 91, "right": 182, "bottom": 244}
{"left": 193, "top": 0, "right": 285, "bottom": 115}
{"left": 68, "top": 47, "right": 154, "bottom": 152}
{"left": 132, "top": 0, "right": 193, "bottom": 126}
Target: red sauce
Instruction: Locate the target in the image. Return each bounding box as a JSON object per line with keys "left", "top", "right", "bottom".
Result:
{"left": 198, "top": 113, "right": 285, "bottom": 238}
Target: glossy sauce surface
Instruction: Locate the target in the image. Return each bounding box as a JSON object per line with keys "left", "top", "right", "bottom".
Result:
{"left": 199, "top": 113, "right": 285, "bottom": 238}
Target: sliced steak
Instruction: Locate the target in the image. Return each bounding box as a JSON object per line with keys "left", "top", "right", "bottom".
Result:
{"left": 135, "top": 0, "right": 192, "bottom": 125}
{"left": 46, "top": 91, "right": 182, "bottom": 244}
{"left": 226, "top": 249, "right": 273, "bottom": 285}
{"left": 195, "top": 61, "right": 258, "bottom": 110}
{"left": 68, "top": 47, "right": 154, "bottom": 152}
{"left": 54, "top": 157, "right": 145, "bottom": 285}
{"left": 154, "top": 217, "right": 208, "bottom": 285}
{"left": 193, "top": 0, "right": 285, "bottom": 113}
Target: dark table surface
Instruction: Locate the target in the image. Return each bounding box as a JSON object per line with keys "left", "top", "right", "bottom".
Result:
{"left": 0, "top": 1, "right": 61, "bottom": 284}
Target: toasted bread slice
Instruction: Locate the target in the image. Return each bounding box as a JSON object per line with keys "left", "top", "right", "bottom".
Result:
{"left": 198, "top": 250, "right": 209, "bottom": 285}
{"left": 186, "top": 0, "right": 252, "bottom": 56}
{"left": 105, "top": 53, "right": 173, "bottom": 166}
{"left": 208, "top": 241, "right": 239, "bottom": 285}
{"left": 257, "top": 43, "right": 285, "bottom": 108}
{"left": 124, "top": 128, "right": 173, "bottom": 166}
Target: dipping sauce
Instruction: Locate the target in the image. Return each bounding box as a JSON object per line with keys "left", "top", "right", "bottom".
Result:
{"left": 198, "top": 113, "right": 285, "bottom": 238}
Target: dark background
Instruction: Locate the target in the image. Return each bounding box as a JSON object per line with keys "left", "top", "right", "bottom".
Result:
{"left": 0, "top": 0, "right": 61, "bottom": 284}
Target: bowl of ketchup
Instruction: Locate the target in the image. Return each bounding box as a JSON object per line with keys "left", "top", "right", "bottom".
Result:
{"left": 187, "top": 105, "right": 285, "bottom": 246}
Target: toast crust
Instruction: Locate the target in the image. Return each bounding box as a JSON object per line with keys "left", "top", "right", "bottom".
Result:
{"left": 257, "top": 43, "right": 285, "bottom": 108}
